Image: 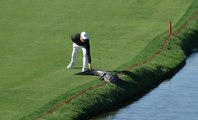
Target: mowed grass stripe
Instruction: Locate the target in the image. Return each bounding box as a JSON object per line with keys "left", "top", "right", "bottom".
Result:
{"left": 0, "top": 0, "right": 193, "bottom": 119}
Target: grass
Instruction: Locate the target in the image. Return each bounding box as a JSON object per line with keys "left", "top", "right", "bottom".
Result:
{"left": 42, "top": 1, "right": 198, "bottom": 119}
{"left": 0, "top": 0, "right": 195, "bottom": 119}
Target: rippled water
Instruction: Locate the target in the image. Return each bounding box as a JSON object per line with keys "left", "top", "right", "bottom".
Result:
{"left": 92, "top": 52, "right": 198, "bottom": 120}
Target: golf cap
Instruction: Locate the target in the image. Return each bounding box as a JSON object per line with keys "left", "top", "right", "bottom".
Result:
{"left": 81, "top": 31, "right": 88, "bottom": 39}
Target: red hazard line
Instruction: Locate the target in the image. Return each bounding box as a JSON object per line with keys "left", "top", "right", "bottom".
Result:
{"left": 121, "top": 35, "right": 170, "bottom": 73}
{"left": 173, "top": 12, "right": 198, "bottom": 35}
{"left": 117, "top": 34, "right": 170, "bottom": 77}
{"left": 118, "top": 12, "right": 198, "bottom": 76}
{"left": 35, "top": 12, "right": 198, "bottom": 120}
{"left": 35, "top": 82, "right": 107, "bottom": 120}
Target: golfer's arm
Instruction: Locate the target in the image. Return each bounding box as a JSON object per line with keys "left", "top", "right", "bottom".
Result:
{"left": 86, "top": 41, "right": 92, "bottom": 69}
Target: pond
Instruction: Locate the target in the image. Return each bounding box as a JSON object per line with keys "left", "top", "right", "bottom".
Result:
{"left": 91, "top": 51, "right": 198, "bottom": 120}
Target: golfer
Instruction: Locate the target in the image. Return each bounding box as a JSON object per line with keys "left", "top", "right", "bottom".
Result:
{"left": 67, "top": 31, "right": 92, "bottom": 72}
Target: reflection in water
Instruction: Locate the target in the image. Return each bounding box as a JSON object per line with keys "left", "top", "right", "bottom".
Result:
{"left": 91, "top": 52, "right": 198, "bottom": 120}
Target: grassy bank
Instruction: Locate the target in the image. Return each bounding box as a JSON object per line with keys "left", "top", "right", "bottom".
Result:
{"left": 21, "top": 0, "right": 198, "bottom": 120}
{"left": 1, "top": 0, "right": 192, "bottom": 119}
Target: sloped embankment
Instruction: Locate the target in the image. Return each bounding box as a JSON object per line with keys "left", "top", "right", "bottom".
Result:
{"left": 23, "top": 0, "right": 198, "bottom": 120}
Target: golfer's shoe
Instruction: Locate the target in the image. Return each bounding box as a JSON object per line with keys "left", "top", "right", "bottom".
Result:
{"left": 67, "top": 62, "right": 75, "bottom": 69}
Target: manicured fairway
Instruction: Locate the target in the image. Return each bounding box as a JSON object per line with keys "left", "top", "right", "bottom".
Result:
{"left": 0, "top": 0, "right": 193, "bottom": 119}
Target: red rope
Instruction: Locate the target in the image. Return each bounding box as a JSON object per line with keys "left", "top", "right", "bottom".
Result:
{"left": 118, "top": 12, "right": 198, "bottom": 76}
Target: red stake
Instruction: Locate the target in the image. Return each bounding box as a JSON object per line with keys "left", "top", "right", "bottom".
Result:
{"left": 169, "top": 21, "right": 172, "bottom": 36}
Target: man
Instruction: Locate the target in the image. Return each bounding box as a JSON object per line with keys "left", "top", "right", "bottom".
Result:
{"left": 67, "top": 31, "right": 92, "bottom": 72}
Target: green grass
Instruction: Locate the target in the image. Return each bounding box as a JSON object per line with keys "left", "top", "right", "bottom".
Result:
{"left": 0, "top": 0, "right": 194, "bottom": 119}
{"left": 36, "top": 1, "right": 198, "bottom": 119}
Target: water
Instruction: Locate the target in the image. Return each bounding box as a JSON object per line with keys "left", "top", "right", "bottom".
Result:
{"left": 92, "top": 52, "right": 198, "bottom": 120}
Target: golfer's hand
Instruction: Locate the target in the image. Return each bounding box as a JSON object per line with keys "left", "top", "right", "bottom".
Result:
{"left": 88, "top": 63, "right": 92, "bottom": 70}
